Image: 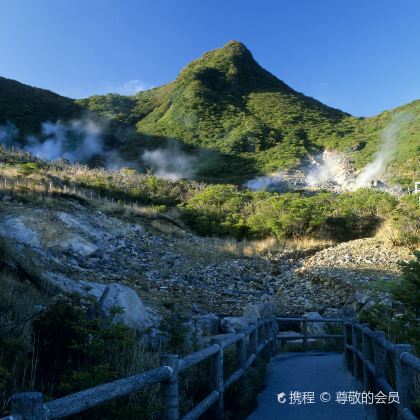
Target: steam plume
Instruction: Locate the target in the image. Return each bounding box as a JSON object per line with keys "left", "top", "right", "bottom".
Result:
{"left": 142, "top": 145, "right": 197, "bottom": 180}
{"left": 0, "top": 122, "right": 19, "bottom": 147}
{"left": 24, "top": 119, "right": 104, "bottom": 162}
{"left": 355, "top": 112, "right": 413, "bottom": 187}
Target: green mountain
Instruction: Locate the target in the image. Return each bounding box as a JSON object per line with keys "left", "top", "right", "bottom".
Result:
{"left": 0, "top": 76, "right": 81, "bottom": 137}
{"left": 1, "top": 41, "right": 419, "bottom": 184}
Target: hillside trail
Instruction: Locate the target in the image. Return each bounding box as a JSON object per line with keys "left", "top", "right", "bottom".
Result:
{"left": 248, "top": 352, "right": 376, "bottom": 420}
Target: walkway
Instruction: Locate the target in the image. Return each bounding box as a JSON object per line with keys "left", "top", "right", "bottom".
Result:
{"left": 248, "top": 352, "right": 375, "bottom": 420}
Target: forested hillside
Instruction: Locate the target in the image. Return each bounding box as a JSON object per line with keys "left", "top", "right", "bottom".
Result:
{"left": 1, "top": 41, "right": 419, "bottom": 184}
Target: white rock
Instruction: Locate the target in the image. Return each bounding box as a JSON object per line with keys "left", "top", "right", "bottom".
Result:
{"left": 354, "top": 291, "right": 368, "bottom": 305}
{"left": 98, "top": 283, "right": 153, "bottom": 332}
{"left": 50, "top": 236, "right": 98, "bottom": 257}
{"left": 45, "top": 272, "right": 106, "bottom": 299}
{"left": 1, "top": 216, "right": 41, "bottom": 247}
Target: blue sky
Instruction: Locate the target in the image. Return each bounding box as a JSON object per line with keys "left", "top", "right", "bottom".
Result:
{"left": 1, "top": 0, "right": 420, "bottom": 116}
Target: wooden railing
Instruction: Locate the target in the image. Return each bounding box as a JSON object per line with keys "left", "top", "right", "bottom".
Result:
{"left": 5, "top": 316, "right": 420, "bottom": 419}
{"left": 5, "top": 318, "right": 276, "bottom": 420}
{"left": 276, "top": 317, "right": 345, "bottom": 352}
{"left": 343, "top": 322, "right": 420, "bottom": 420}
{"left": 276, "top": 317, "right": 419, "bottom": 419}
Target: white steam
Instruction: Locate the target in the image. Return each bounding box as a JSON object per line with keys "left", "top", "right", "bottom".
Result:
{"left": 245, "top": 172, "right": 286, "bottom": 190}
{"left": 0, "top": 122, "right": 19, "bottom": 147}
{"left": 24, "top": 119, "right": 104, "bottom": 162}
{"left": 0, "top": 119, "right": 197, "bottom": 180}
{"left": 354, "top": 113, "right": 413, "bottom": 187}
{"left": 245, "top": 112, "right": 412, "bottom": 193}
{"left": 142, "top": 146, "right": 197, "bottom": 180}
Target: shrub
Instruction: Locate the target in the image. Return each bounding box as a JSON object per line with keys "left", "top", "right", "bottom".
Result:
{"left": 390, "top": 195, "right": 420, "bottom": 247}
{"left": 17, "top": 162, "right": 40, "bottom": 176}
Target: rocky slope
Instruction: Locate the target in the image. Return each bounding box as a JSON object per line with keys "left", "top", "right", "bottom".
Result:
{"left": 0, "top": 191, "right": 413, "bottom": 323}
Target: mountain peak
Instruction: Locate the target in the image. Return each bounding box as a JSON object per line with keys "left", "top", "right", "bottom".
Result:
{"left": 177, "top": 40, "right": 284, "bottom": 93}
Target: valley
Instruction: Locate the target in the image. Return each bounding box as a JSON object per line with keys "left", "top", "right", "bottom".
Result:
{"left": 0, "top": 40, "right": 419, "bottom": 419}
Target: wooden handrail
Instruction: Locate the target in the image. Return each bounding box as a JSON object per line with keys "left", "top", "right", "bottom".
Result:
{"left": 343, "top": 322, "right": 419, "bottom": 419}
{"left": 6, "top": 316, "right": 419, "bottom": 419}
{"left": 7, "top": 318, "right": 276, "bottom": 420}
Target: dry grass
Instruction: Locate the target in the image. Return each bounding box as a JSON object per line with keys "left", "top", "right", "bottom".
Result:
{"left": 0, "top": 268, "right": 49, "bottom": 411}
{"left": 211, "top": 236, "right": 335, "bottom": 258}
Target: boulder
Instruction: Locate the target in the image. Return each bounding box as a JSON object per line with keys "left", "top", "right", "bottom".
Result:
{"left": 301, "top": 312, "right": 325, "bottom": 335}
{"left": 98, "top": 283, "right": 154, "bottom": 332}
{"left": 221, "top": 317, "right": 249, "bottom": 334}
{"left": 354, "top": 291, "right": 369, "bottom": 305}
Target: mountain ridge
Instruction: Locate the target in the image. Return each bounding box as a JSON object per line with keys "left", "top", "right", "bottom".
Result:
{"left": 0, "top": 41, "right": 419, "bottom": 184}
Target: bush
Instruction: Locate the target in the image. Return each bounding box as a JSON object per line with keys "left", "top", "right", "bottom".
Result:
{"left": 390, "top": 195, "right": 420, "bottom": 247}
{"left": 17, "top": 162, "right": 40, "bottom": 176}
{"left": 393, "top": 251, "right": 420, "bottom": 312}
{"left": 181, "top": 186, "right": 397, "bottom": 241}
{"left": 0, "top": 290, "right": 161, "bottom": 418}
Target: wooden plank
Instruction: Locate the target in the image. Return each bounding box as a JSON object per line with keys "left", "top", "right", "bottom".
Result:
{"left": 376, "top": 376, "right": 395, "bottom": 395}
{"left": 276, "top": 317, "right": 345, "bottom": 323}
{"left": 182, "top": 391, "right": 220, "bottom": 420}
{"left": 224, "top": 368, "right": 245, "bottom": 390}
{"left": 352, "top": 323, "right": 363, "bottom": 379}
{"left": 400, "top": 352, "right": 420, "bottom": 373}
{"left": 256, "top": 342, "right": 266, "bottom": 355}
{"left": 303, "top": 320, "right": 308, "bottom": 353}
{"left": 179, "top": 345, "right": 219, "bottom": 372}
{"left": 45, "top": 366, "right": 172, "bottom": 418}
{"left": 220, "top": 333, "right": 243, "bottom": 349}
{"left": 245, "top": 354, "right": 256, "bottom": 370}
{"left": 236, "top": 336, "right": 246, "bottom": 370}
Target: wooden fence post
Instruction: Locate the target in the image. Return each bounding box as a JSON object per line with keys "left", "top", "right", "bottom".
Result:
{"left": 236, "top": 334, "right": 246, "bottom": 371}
{"left": 249, "top": 322, "right": 258, "bottom": 361}
{"left": 352, "top": 323, "right": 363, "bottom": 379}
{"left": 211, "top": 338, "right": 224, "bottom": 420}
{"left": 372, "top": 332, "right": 388, "bottom": 420}
{"left": 343, "top": 323, "right": 352, "bottom": 370}
{"left": 361, "top": 324, "right": 373, "bottom": 391}
{"left": 302, "top": 319, "right": 308, "bottom": 353}
{"left": 263, "top": 321, "right": 271, "bottom": 363}
{"left": 161, "top": 354, "right": 179, "bottom": 420}
{"left": 11, "top": 392, "right": 50, "bottom": 419}
{"left": 393, "top": 344, "right": 413, "bottom": 409}
{"left": 271, "top": 318, "right": 277, "bottom": 354}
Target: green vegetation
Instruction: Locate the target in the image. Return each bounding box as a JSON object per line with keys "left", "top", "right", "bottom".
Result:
{"left": 0, "top": 77, "right": 80, "bottom": 138}
{"left": 359, "top": 252, "right": 420, "bottom": 413}
{"left": 77, "top": 41, "right": 420, "bottom": 183}
{"left": 0, "top": 268, "right": 266, "bottom": 419}
{"left": 360, "top": 252, "right": 420, "bottom": 351}
{"left": 1, "top": 42, "right": 418, "bottom": 183}
{"left": 180, "top": 185, "right": 398, "bottom": 240}
{"left": 17, "top": 162, "right": 41, "bottom": 176}
{"left": 390, "top": 194, "right": 420, "bottom": 247}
